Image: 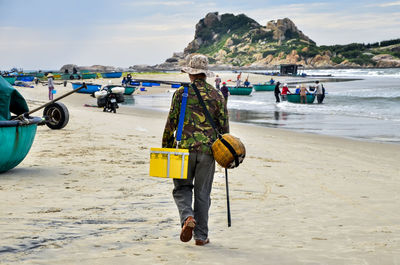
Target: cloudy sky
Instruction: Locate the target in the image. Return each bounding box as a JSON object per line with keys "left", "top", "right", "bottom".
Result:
{"left": 0, "top": 0, "right": 399, "bottom": 70}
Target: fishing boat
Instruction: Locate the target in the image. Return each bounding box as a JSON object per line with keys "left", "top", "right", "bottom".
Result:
{"left": 228, "top": 86, "right": 252, "bottom": 96}
{"left": 62, "top": 74, "right": 81, "bottom": 80}
{"left": 101, "top": 72, "right": 123, "bottom": 78}
{"left": 81, "top": 73, "right": 97, "bottom": 79}
{"left": 286, "top": 94, "right": 316, "bottom": 103}
{"left": 0, "top": 117, "right": 42, "bottom": 173}
{"left": 16, "top": 75, "right": 35, "bottom": 82}
{"left": 253, "top": 83, "right": 275, "bottom": 91}
{"left": 72, "top": 82, "right": 101, "bottom": 94}
{"left": 123, "top": 86, "right": 136, "bottom": 95}
{"left": 2, "top": 76, "right": 16, "bottom": 85}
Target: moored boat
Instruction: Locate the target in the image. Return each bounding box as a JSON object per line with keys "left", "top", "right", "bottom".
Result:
{"left": 16, "top": 75, "right": 35, "bottom": 82}
{"left": 286, "top": 93, "right": 316, "bottom": 103}
{"left": 228, "top": 86, "right": 252, "bottom": 95}
{"left": 72, "top": 82, "right": 101, "bottom": 93}
{"left": 81, "top": 73, "right": 97, "bottom": 79}
{"left": 62, "top": 74, "right": 81, "bottom": 80}
{"left": 2, "top": 76, "right": 16, "bottom": 85}
{"left": 123, "top": 86, "right": 136, "bottom": 95}
{"left": 0, "top": 117, "right": 42, "bottom": 173}
{"left": 253, "top": 83, "right": 275, "bottom": 91}
{"left": 101, "top": 72, "right": 123, "bottom": 78}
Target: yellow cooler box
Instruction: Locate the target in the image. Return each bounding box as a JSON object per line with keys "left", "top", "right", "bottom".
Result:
{"left": 149, "top": 148, "right": 189, "bottom": 179}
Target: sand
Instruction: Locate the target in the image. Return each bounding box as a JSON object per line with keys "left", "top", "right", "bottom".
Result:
{"left": 1, "top": 73, "right": 400, "bottom": 264}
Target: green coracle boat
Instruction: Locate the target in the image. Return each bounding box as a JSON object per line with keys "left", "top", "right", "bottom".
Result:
{"left": 228, "top": 86, "right": 252, "bottom": 95}
{"left": 287, "top": 94, "right": 316, "bottom": 104}
{"left": 123, "top": 86, "right": 136, "bottom": 95}
{"left": 0, "top": 117, "right": 42, "bottom": 173}
{"left": 0, "top": 75, "right": 42, "bottom": 173}
{"left": 2, "top": 76, "right": 16, "bottom": 85}
{"left": 253, "top": 83, "right": 275, "bottom": 91}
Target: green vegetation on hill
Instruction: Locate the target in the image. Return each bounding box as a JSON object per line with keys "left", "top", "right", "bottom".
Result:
{"left": 184, "top": 12, "right": 400, "bottom": 67}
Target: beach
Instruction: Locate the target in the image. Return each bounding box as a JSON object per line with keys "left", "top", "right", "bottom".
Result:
{"left": 1, "top": 74, "right": 400, "bottom": 264}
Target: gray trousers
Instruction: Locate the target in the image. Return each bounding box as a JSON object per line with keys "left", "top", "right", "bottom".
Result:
{"left": 173, "top": 152, "right": 215, "bottom": 241}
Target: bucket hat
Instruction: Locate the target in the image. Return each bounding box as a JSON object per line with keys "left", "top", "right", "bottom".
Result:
{"left": 181, "top": 54, "right": 214, "bottom": 77}
{"left": 47, "top": 73, "right": 54, "bottom": 78}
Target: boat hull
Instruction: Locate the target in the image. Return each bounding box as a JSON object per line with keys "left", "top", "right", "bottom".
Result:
{"left": 228, "top": 86, "right": 252, "bottom": 95}
{"left": 253, "top": 84, "right": 275, "bottom": 91}
{"left": 124, "top": 86, "right": 136, "bottom": 95}
{"left": 2, "top": 76, "right": 16, "bottom": 85}
{"left": 72, "top": 82, "right": 101, "bottom": 93}
{"left": 101, "top": 72, "right": 123, "bottom": 78}
{"left": 16, "top": 76, "right": 35, "bottom": 82}
{"left": 81, "top": 73, "right": 97, "bottom": 79}
{"left": 287, "top": 94, "right": 316, "bottom": 103}
{"left": 0, "top": 117, "right": 42, "bottom": 173}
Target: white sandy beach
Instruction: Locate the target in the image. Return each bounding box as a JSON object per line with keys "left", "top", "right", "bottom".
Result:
{"left": 1, "top": 73, "right": 400, "bottom": 264}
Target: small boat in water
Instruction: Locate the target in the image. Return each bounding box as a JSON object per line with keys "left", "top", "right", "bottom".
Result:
{"left": 228, "top": 86, "right": 252, "bottom": 95}
{"left": 253, "top": 83, "right": 275, "bottom": 91}
{"left": 286, "top": 94, "right": 316, "bottom": 103}
{"left": 72, "top": 82, "right": 101, "bottom": 93}
{"left": 101, "top": 72, "right": 123, "bottom": 78}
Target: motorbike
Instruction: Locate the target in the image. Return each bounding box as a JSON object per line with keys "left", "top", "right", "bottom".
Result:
{"left": 94, "top": 86, "right": 124, "bottom": 113}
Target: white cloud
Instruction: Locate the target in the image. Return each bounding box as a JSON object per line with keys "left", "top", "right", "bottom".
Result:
{"left": 122, "top": 1, "right": 194, "bottom": 7}
{"left": 374, "top": 1, "right": 400, "bottom": 7}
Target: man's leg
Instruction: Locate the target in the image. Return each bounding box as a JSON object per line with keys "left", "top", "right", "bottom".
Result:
{"left": 173, "top": 153, "right": 197, "bottom": 226}
{"left": 192, "top": 153, "right": 215, "bottom": 241}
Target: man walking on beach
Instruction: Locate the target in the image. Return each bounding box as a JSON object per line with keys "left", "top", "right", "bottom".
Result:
{"left": 162, "top": 54, "right": 229, "bottom": 246}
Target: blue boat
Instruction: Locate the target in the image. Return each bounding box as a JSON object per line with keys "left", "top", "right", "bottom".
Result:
{"left": 101, "top": 72, "right": 122, "bottom": 78}
{"left": 16, "top": 76, "right": 35, "bottom": 82}
{"left": 72, "top": 82, "right": 101, "bottom": 94}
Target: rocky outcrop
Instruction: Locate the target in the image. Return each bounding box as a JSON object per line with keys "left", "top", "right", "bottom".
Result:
{"left": 266, "top": 18, "right": 314, "bottom": 44}
{"left": 372, "top": 54, "right": 400, "bottom": 67}
{"left": 59, "top": 64, "right": 117, "bottom": 72}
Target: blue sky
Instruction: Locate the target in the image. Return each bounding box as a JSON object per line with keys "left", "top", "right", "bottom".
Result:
{"left": 0, "top": 0, "right": 399, "bottom": 70}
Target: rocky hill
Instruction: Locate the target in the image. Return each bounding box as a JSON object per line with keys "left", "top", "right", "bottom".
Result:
{"left": 155, "top": 12, "right": 400, "bottom": 69}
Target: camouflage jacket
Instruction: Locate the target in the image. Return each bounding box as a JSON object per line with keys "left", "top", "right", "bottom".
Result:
{"left": 162, "top": 79, "right": 229, "bottom": 154}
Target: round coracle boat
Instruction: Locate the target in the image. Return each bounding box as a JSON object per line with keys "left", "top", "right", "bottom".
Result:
{"left": 0, "top": 117, "right": 43, "bottom": 173}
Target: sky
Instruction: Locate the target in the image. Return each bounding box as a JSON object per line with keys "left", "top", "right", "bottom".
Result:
{"left": 0, "top": 0, "right": 399, "bottom": 70}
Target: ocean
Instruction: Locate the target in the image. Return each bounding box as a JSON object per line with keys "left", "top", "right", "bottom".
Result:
{"left": 123, "top": 68, "right": 400, "bottom": 144}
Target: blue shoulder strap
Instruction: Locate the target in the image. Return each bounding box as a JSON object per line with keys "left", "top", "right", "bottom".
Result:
{"left": 176, "top": 86, "right": 189, "bottom": 143}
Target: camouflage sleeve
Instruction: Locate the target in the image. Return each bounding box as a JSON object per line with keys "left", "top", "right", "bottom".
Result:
{"left": 162, "top": 89, "right": 181, "bottom": 148}
{"left": 218, "top": 97, "right": 229, "bottom": 134}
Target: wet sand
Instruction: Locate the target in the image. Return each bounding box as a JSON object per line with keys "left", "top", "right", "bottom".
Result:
{"left": 1, "top": 73, "right": 400, "bottom": 264}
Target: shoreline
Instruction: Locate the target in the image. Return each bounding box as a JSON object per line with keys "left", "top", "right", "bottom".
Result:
{"left": 1, "top": 77, "right": 400, "bottom": 264}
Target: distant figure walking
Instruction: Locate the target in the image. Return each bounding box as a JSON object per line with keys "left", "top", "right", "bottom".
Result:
{"left": 215, "top": 75, "right": 221, "bottom": 89}
{"left": 315, "top": 81, "right": 325, "bottom": 104}
{"left": 47, "top": 73, "right": 55, "bottom": 100}
{"left": 274, "top": 81, "right": 281, "bottom": 103}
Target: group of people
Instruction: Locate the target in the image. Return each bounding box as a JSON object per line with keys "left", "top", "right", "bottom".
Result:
{"left": 274, "top": 80, "right": 325, "bottom": 104}
{"left": 214, "top": 74, "right": 229, "bottom": 103}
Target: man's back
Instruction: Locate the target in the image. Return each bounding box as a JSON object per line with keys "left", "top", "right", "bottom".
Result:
{"left": 163, "top": 79, "right": 229, "bottom": 154}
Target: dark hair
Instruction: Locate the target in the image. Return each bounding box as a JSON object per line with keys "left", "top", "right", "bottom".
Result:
{"left": 316, "top": 81, "right": 319, "bottom": 83}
